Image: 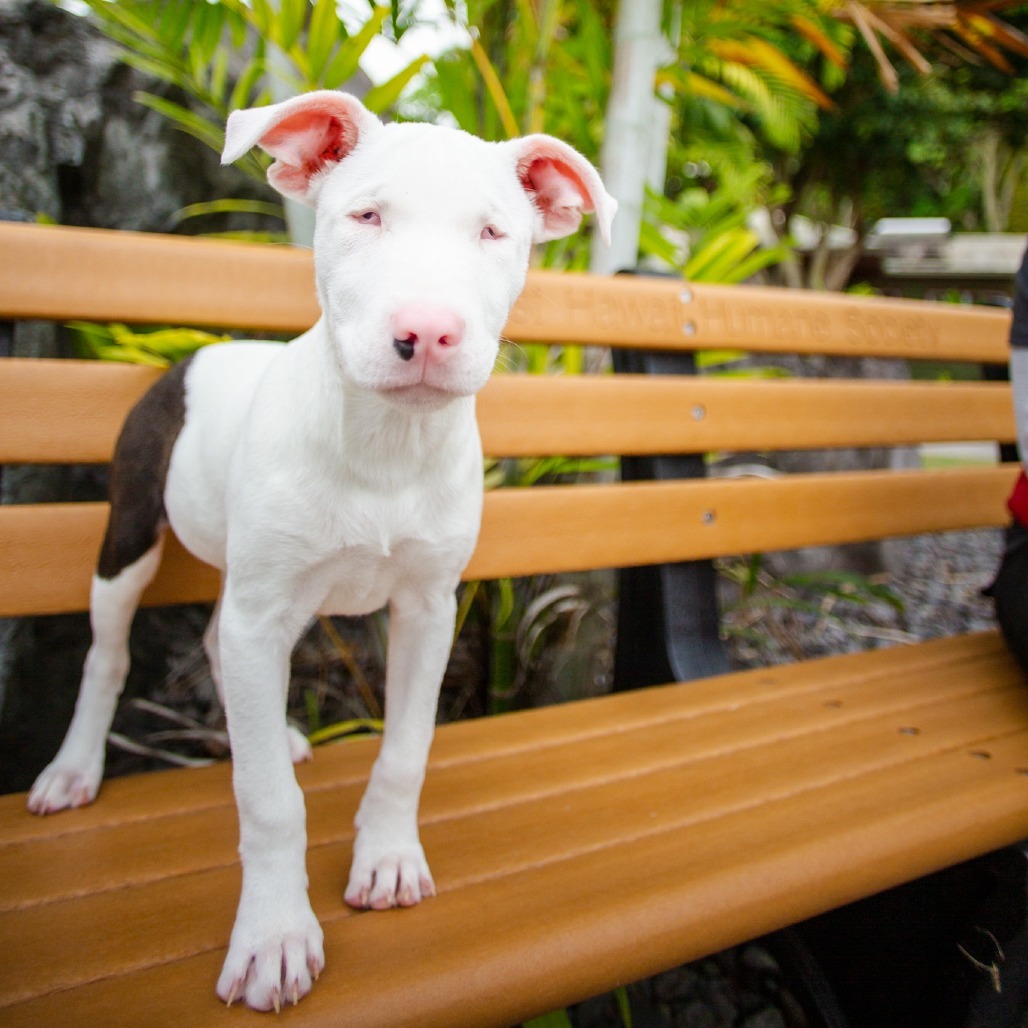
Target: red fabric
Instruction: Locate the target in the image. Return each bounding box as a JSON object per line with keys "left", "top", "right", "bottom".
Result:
{"left": 1008, "top": 469, "right": 1028, "bottom": 527}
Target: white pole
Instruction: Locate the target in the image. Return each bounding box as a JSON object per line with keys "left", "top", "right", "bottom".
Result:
{"left": 590, "top": 0, "right": 669, "bottom": 275}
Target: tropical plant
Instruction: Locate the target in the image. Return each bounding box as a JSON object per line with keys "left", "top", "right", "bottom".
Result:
{"left": 642, "top": 166, "right": 792, "bottom": 284}
{"left": 73, "top": 0, "right": 427, "bottom": 233}
{"left": 69, "top": 321, "right": 231, "bottom": 366}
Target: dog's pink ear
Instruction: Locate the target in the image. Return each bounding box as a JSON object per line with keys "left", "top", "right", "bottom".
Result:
{"left": 510, "top": 135, "right": 617, "bottom": 245}
{"left": 222, "top": 91, "right": 381, "bottom": 206}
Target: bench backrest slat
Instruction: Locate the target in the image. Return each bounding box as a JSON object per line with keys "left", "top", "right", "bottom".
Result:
{"left": 0, "top": 465, "right": 1014, "bottom": 617}
{"left": 0, "top": 224, "right": 1015, "bottom": 620}
{"left": 1, "top": 223, "right": 319, "bottom": 333}
{"left": 468, "top": 466, "right": 1015, "bottom": 579}
{"left": 0, "top": 360, "right": 162, "bottom": 463}
{"left": 0, "top": 359, "right": 1015, "bottom": 464}
{"left": 0, "top": 223, "right": 1012, "bottom": 361}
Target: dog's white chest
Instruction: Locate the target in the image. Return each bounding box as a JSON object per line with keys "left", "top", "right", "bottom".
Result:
{"left": 311, "top": 485, "right": 463, "bottom": 615}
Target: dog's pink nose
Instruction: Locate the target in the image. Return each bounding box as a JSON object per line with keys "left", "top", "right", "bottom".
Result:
{"left": 390, "top": 304, "right": 465, "bottom": 363}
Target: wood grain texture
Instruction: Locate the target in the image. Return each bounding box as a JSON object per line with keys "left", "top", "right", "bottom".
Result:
{"left": 0, "top": 466, "right": 1015, "bottom": 616}
{"left": 0, "top": 223, "right": 319, "bottom": 332}
{"left": 0, "top": 359, "right": 1015, "bottom": 464}
{"left": 0, "top": 359, "right": 160, "bottom": 463}
{"left": 464, "top": 465, "right": 1016, "bottom": 579}
{"left": 0, "top": 632, "right": 1025, "bottom": 1026}
{"left": 0, "top": 223, "right": 1011, "bottom": 359}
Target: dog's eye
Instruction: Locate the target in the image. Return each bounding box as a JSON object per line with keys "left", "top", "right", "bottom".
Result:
{"left": 353, "top": 210, "right": 381, "bottom": 226}
{"left": 480, "top": 225, "right": 504, "bottom": 241}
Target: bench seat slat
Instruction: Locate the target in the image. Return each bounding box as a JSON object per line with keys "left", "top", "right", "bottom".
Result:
{"left": 3, "top": 635, "right": 1018, "bottom": 913}
{"left": 4, "top": 701, "right": 1026, "bottom": 1016}
{"left": 0, "top": 223, "right": 1011, "bottom": 360}
{"left": 1, "top": 631, "right": 1005, "bottom": 852}
{"left": 0, "top": 466, "right": 1015, "bottom": 616}
{"left": 0, "top": 360, "right": 1014, "bottom": 464}
{"left": 1, "top": 632, "right": 1024, "bottom": 1025}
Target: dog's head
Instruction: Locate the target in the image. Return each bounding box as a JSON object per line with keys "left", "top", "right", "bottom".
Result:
{"left": 222, "top": 91, "right": 616, "bottom": 409}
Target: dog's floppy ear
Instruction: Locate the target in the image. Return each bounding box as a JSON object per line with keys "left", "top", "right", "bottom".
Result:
{"left": 222, "top": 91, "right": 381, "bottom": 206}
{"left": 509, "top": 135, "right": 617, "bottom": 246}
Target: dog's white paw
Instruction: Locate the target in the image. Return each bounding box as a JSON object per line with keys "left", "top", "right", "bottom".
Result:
{"left": 287, "top": 725, "right": 313, "bottom": 765}
{"left": 216, "top": 898, "right": 325, "bottom": 1012}
{"left": 27, "top": 762, "right": 101, "bottom": 815}
{"left": 345, "top": 832, "right": 436, "bottom": 910}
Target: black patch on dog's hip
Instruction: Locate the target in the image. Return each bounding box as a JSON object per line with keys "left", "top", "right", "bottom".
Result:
{"left": 97, "top": 356, "right": 194, "bottom": 580}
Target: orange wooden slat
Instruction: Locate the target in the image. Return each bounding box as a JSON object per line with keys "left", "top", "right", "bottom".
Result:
{"left": 465, "top": 464, "right": 1017, "bottom": 580}
{"left": 0, "top": 634, "right": 1024, "bottom": 1025}
{"left": 0, "top": 359, "right": 160, "bottom": 463}
{"left": 511, "top": 268, "right": 1012, "bottom": 360}
{"left": 478, "top": 374, "right": 1016, "bottom": 456}
{"left": 0, "top": 223, "right": 1011, "bottom": 360}
{"left": 1, "top": 631, "right": 1004, "bottom": 851}
{"left": 0, "top": 223, "right": 319, "bottom": 333}
{"left": 0, "top": 359, "right": 1015, "bottom": 464}
{"left": 0, "top": 503, "right": 219, "bottom": 615}
{"left": 2, "top": 641, "right": 1018, "bottom": 916}
{"left": 3, "top": 680, "right": 1024, "bottom": 1009}
{"left": 0, "top": 466, "right": 1015, "bottom": 616}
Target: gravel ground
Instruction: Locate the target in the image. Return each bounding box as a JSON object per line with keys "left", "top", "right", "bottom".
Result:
{"left": 721, "top": 528, "right": 1003, "bottom": 670}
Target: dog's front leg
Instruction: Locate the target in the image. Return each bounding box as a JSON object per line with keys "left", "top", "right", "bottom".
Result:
{"left": 215, "top": 584, "right": 324, "bottom": 1011}
{"left": 345, "top": 588, "right": 457, "bottom": 910}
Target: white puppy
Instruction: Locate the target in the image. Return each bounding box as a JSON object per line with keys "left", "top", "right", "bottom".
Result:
{"left": 27, "top": 90, "right": 615, "bottom": 1011}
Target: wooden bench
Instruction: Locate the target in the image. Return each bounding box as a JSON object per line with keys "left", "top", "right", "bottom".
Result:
{"left": 1, "top": 221, "right": 1026, "bottom": 1026}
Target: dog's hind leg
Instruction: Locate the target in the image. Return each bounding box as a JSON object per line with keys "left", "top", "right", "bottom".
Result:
{"left": 28, "top": 538, "right": 166, "bottom": 813}
{"left": 28, "top": 360, "right": 192, "bottom": 815}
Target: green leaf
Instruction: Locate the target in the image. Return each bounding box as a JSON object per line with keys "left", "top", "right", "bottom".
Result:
{"left": 466, "top": 33, "right": 519, "bottom": 138}
{"left": 715, "top": 243, "right": 790, "bottom": 284}
{"left": 172, "top": 198, "right": 286, "bottom": 225}
{"left": 615, "top": 986, "right": 633, "bottom": 1028}
{"left": 430, "top": 54, "right": 481, "bottom": 135}
{"left": 453, "top": 581, "right": 481, "bottom": 642}
{"left": 157, "top": 1, "right": 193, "bottom": 54}
{"left": 244, "top": 0, "right": 274, "bottom": 36}
{"left": 304, "top": 688, "right": 321, "bottom": 734}
{"left": 116, "top": 51, "right": 192, "bottom": 93}
{"left": 208, "top": 46, "right": 230, "bottom": 107}
{"left": 85, "top": 1, "right": 161, "bottom": 47}
{"left": 69, "top": 321, "right": 229, "bottom": 366}
{"left": 196, "top": 230, "right": 293, "bottom": 243}
{"left": 493, "top": 576, "right": 516, "bottom": 630}
{"left": 638, "top": 220, "right": 682, "bottom": 267}
{"left": 276, "top": 0, "right": 308, "bottom": 51}
{"left": 229, "top": 56, "right": 267, "bottom": 113}
{"left": 307, "top": 0, "right": 343, "bottom": 82}
{"left": 191, "top": 1, "right": 227, "bottom": 75}
{"left": 133, "top": 92, "right": 224, "bottom": 153}
{"left": 307, "top": 718, "right": 384, "bottom": 746}
{"left": 524, "top": 1011, "right": 573, "bottom": 1028}
{"left": 363, "top": 55, "right": 430, "bottom": 112}
{"left": 323, "top": 6, "right": 390, "bottom": 90}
